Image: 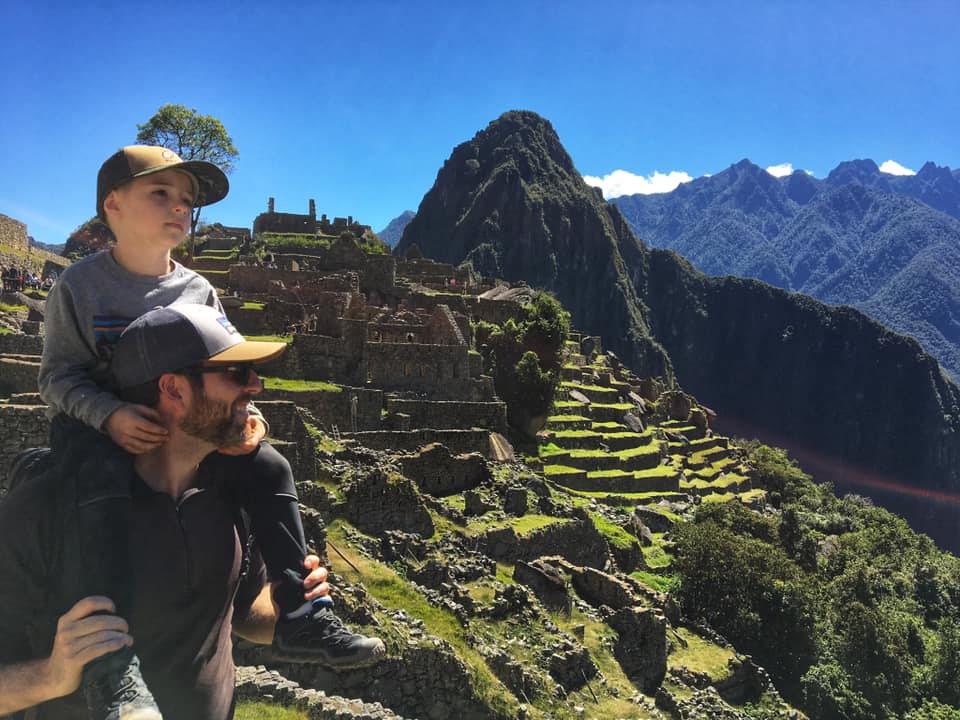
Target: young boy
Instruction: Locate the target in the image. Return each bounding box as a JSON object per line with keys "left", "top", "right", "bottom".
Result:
{"left": 38, "top": 146, "right": 384, "bottom": 720}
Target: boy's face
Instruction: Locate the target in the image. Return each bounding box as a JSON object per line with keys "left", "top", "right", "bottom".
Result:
{"left": 103, "top": 169, "right": 197, "bottom": 251}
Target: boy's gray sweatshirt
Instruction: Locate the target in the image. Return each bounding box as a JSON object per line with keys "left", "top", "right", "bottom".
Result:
{"left": 39, "top": 250, "right": 227, "bottom": 430}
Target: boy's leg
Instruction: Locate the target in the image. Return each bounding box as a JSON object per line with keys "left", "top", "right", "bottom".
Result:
{"left": 206, "top": 441, "right": 309, "bottom": 613}
{"left": 204, "top": 442, "right": 385, "bottom": 668}
{"left": 50, "top": 416, "right": 161, "bottom": 720}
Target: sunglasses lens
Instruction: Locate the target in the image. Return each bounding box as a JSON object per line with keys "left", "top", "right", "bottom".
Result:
{"left": 230, "top": 365, "right": 253, "bottom": 385}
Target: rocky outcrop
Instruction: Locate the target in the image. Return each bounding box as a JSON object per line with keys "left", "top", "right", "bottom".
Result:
{"left": 396, "top": 110, "right": 672, "bottom": 380}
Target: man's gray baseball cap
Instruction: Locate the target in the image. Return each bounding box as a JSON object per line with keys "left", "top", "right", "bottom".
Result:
{"left": 110, "top": 304, "right": 287, "bottom": 389}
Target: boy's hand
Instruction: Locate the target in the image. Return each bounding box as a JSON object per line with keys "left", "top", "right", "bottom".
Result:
{"left": 44, "top": 596, "right": 132, "bottom": 700}
{"left": 303, "top": 554, "right": 331, "bottom": 603}
{"left": 105, "top": 404, "right": 168, "bottom": 454}
{"left": 217, "top": 415, "right": 266, "bottom": 456}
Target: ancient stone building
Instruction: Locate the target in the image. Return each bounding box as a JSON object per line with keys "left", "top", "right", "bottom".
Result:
{"left": 203, "top": 223, "right": 251, "bottom": 250}
{"left": 252, "top": 198, "right": 370, "bottom": 238}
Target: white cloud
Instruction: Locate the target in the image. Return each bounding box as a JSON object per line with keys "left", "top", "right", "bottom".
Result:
{"left": 879, "top": 160, "right": 916, "bottom": 176}
{"left": 766, "top": 163, "right": 794, "bottom": 178}
{"left": 582, "top": 169, "right": 693, "bottom": 198}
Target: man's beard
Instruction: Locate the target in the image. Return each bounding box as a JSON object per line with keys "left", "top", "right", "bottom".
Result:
{"left": 180, "top": 388, "right": 250, "bottom": 447}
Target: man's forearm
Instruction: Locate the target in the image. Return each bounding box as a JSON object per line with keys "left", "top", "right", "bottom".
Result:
{"left": 232, "top": 583, "right": 278, "bottom": 644}
{"left": 0, "top": 657, "right": 57, "bottom": 714}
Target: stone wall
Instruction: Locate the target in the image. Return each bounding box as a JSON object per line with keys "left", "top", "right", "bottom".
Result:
{"left": 253, "top": 210, "right": 315, "bottom": 236}
{"left": 234, "top": 665, "right": 408, "bottom": 720}
{"left": 252, "top": 201, "right": 371, "bottom": 241}
{"left": 261, "top": 386, "right": 382, "bottom": 432}
{"left": 229, "top": 266, "right": 359, "bottom": 296}
{"left": 253, "top": 400, "right": 317, "bottom": 482}
{"left": 482, "top": 514, "right": 612, "bottom": 570}
{"left": 365, "top": 343, "right": 472, "bottom": 397}
{"left": 0, "top": 358, "right": 40, "bottom": 395}
{"left": 0, "top": 214, "right": 28, "bottom": 252}
{"left": 395, "top": 443, "right": 491, "bottom": 497}
{"left": 344, "top": 429, "right": 492, "bottom": 457}
{"left": 290, "top": 333, "right": 365, "bottom": 385}
{"left": 0, "top": 403, "right": 49, "bottom": 489}
{"left": 0, "top": 333, "right": 45, "bottom": 355}
{"left": 384, "top": 398, "right": 506, "bottom": 432}
{"left": 396, "top": 258, "right": 471, "bottom": 289}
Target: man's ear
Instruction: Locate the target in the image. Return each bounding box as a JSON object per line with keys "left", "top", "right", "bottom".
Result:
{"left": 157, "top": 373, "right": 186, "bottom": 406}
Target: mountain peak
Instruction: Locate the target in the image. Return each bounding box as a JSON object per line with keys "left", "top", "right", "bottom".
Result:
{"left": 396, "top": 110, "right": 671, "bottom": 377}
{"left": 825, "top": 159, "right": 884, "bottom": 187}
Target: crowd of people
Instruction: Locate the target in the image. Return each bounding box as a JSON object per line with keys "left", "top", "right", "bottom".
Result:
{"left": 1, "top": 264, "right": 57, "bottom": 292}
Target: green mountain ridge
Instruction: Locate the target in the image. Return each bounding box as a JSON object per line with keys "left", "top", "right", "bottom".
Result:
{"left": 612, "top": 160, "right": 960, "bottom": 381}
{"left": 396, "top": 110, "right": 960, "bottom": 551}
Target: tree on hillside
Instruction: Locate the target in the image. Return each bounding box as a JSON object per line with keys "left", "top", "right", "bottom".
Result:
{"left": 136, "top": 104, "right": 238, "bottom": 249}
{"left": 474, "top": 291, "right": 570, "bottom": 440}
{"left": 64, "top": 217, "right": 115, "bottom": 260}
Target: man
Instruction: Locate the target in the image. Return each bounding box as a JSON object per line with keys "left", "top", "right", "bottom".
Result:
{"left": 0, "top": 304, "right": 372, "bottom": 719}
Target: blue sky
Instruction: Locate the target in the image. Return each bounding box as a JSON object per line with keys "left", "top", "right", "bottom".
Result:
{"left": 2, "top": 0, "right": 958, "bottom": 247}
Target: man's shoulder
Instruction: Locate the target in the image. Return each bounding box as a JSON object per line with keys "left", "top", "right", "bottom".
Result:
{"left": 0, "top": 459, "right": 63, "bottom": 536}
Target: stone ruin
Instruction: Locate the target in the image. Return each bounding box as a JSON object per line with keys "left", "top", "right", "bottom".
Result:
{"left": 253, "top": 197, "right": 372, "bottom": 239}
{"left": 0, "top": 212, "right": 794, "bottom": 720}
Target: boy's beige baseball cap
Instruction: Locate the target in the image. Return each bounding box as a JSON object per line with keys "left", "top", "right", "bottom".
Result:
{"left": 96, "top": 145, "right": 229, "bottom": 220}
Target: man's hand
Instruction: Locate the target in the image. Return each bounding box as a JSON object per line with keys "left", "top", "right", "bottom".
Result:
{"left": 44, "top": 596, "right": 131, "bottom": 700}
{"left": 104, "top": 404, "right": 168, "bottom": 454}
{"left": 233, "top": 555, "right": 332, "bottom": 644}
{"left": 217, "top": 415, "right": 266, "bottom": 456}
{"left": 303, "top": 554, "right": 330, "bottom": 603}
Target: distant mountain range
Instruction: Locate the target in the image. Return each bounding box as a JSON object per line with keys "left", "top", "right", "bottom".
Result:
{"left": 378, "top": 210, "right": 415, "bottom": 247}
{"left": 396, "top": 110, "right": 960, "bottom": 550}
{"left": 611, "top": 159, "right": 960, "bottom": 380}
{"left": 28, "top": 238, "right": 65, "bottom": 255}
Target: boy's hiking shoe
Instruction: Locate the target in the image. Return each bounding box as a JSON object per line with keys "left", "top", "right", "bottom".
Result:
{"left": 272, "top": 605, "right": 386, "bottom": 669}
{"left": 83, "top": 654, "right": 163, "bottom": 720}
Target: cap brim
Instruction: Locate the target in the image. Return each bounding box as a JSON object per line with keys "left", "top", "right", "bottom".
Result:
{"left": 133, "top": 160, "right": 229, "bottom": 208}
{"left": 206, "top": 341, "right": 288, "bottom": 365}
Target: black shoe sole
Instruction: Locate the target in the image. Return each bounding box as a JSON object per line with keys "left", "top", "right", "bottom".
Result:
{"left": 271, "top": 640, "right": 386, "bottom": 669}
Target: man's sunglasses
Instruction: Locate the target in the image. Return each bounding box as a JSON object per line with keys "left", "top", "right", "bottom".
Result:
{"left": 182, "top": 363, "right": 262, "bottom": 387}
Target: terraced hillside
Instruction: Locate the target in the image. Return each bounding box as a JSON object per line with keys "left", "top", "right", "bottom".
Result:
{"left": 538, "top": 342, "right": 763, "bottom": 509}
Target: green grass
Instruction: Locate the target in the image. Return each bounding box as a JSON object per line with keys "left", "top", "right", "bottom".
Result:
{"left": 240, "top": 301, "right": 266, "bottom": 310}
{"left": 591, "top": 421, "right": 625, "bottom": 431}
{"left": 0, "top": 303, "right": 27, "bottom": 313}
{"left": 668, "top": 627, "right": 736, "bottom": 681}
{"left": 325, "top": 522, "right": 520, "bottom": 718}
{"left": 507, "top": 514, "right": 568, "bottom": 536}
{"left": 235, "top": 702, "right": 308, "bottom": 719}
{"left": 262, "top": 376, "right": 341, "bottom": 392}
{"left": 615, "top": 444, "right": 660, "bottom": 460}
{"left": 590, "top": 512, "right": 637, "bottom": 550}
{"left": 244, "top": 334, "right": 294, "bottom": 344}
{"left": 631, "top": 570, "right": 678, "bottom": 594}
{"left": 642, "top": 536, "right": 673, "bottom": 569}
{"left": 551, "top": 429, "right": 601, "bottom": 439}
{"left": 560, "top": 381, "right": 618, "bottom": 394}
{"left": 302, "top": 421, "right": 343, "bottom": 453}
{"left": 543, "top": 464, "right": 584, "bottom": 477}
{"left": 587, "top": 469, "right": 633, "bottom": 479}
{"left": 568, "top": 448, "right": 611, "bottom": 458}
